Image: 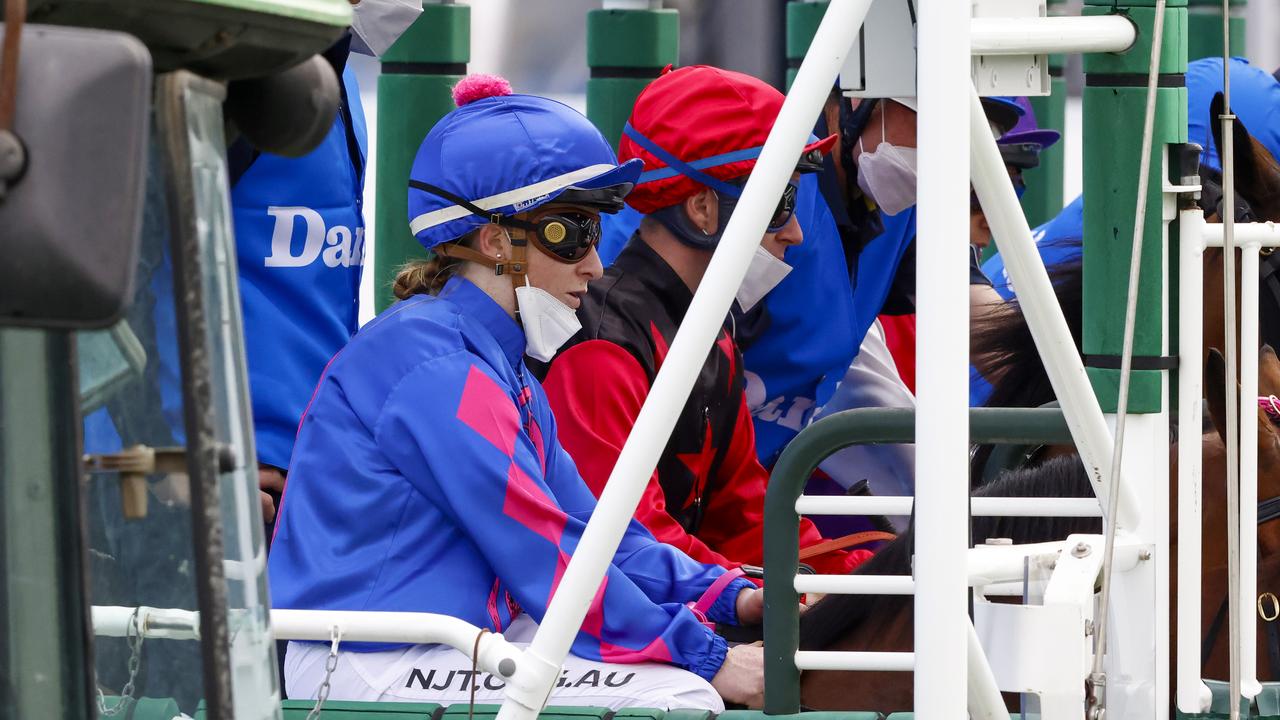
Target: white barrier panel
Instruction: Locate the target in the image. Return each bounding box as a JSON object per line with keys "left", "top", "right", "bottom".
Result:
{"left": 795, "top": 495, "right": 1103, "bottom": 517}
{"left": 970, "top": 15, "right": 1136, "bottom": 56}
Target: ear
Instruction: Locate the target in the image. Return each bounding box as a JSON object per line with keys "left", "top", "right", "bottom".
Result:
{"left": 1206, "top": 347, "right": 1230, "bottom": 443}
{"left": 1209, "top": 92, "right": 1280, "bottom": 218}
{"left": 471, "top": 224, "right": 511, "bottom": 261}
{"left": 682, "top": 187, "right": 720, "bottom": 235}
{"left": 1262, "top": 345, "right": 1280, "bottom": 398}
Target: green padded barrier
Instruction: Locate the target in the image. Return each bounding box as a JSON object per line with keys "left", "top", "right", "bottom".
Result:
{"left": 661, "top": 711, "right": 716, "bottom": 720}
{"left": 281, "top": 699, "right": 442, "bottom": 718}
{"left": 719, "top": 712, "right": 881, "bottom": 720}
{"left": 440, "top": 704, "right": 610, "bottom": 720}
{"left": 612, "top": 709, "right": 665, "bottom": 720}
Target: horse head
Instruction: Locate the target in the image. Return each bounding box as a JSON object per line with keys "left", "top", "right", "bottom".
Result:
{"left": 1205, "top": 92, "right": 1280, "bottom": 223}
{"left": 1204, "top": 346, "right": 1280, "bottom": 557}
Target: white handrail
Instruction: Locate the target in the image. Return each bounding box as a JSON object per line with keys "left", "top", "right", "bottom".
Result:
{"left": 970, "top": 15, "right": 1136, "bottom": 56}
{"left": 91, "top": 606, "right": 524, "bottom": 682}
{"left": 795, "top": 495, "right": 1103, "bottom": 517}
{"left": 797, "top": 650, "right": 915, "bottom": 672}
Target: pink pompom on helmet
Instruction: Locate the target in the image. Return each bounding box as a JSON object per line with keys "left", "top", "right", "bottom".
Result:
{"left": 452, "top": 74, "right": 514, "bottom": 107}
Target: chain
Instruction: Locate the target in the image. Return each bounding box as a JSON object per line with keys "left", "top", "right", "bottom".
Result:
{"left": 305, "top": 625, "right": 342, "bottom": 720}
{"left": 96, "top": 607, "right": 146, "bottom": 717}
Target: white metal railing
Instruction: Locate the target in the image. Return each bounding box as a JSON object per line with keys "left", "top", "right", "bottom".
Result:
{"left": 91, "top": 606, "right": 525, "bottom": 684}
{"left": 796, "top": 495, "right": 1103, "bottom": 517}
{"left": 1176, "top": 210, "right": 1279, "bottom": 708}
{"left": 970, "top": 15, "right": 1137, "bottom": 56}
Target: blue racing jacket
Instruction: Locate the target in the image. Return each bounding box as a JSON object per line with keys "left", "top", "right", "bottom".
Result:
{"left": 268, "top": 277, "right": 751, "bottom": 680}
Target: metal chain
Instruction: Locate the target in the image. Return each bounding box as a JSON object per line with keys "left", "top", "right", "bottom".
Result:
{"left": 306, "top": 625, "right": 342, "bottom": 720}
{"left": 96, "top": 607, "right": 146, "bottom": 717}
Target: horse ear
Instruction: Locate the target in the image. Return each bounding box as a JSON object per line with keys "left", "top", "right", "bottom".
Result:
{"left": 1206, "top": 347, "right": 1230, "bottom": 443}
{"left": 1210, "top": 92, "right": 1280, "bottom": 218}
{"left": 1262, "top": 344, "right": 1280, "bottom": 398}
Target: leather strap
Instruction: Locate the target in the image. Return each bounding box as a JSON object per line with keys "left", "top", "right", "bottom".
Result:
{"left": 0, "top": 0, "right": 22, "bottom": 132}
{"left": 690, "top": 566, "right": 746, "bottom": 618}
{"left": 435, "top": 241, "right": 527, "bottom": 284}
{"left": 798, "top": 530, "right": 897, "bottom": 561}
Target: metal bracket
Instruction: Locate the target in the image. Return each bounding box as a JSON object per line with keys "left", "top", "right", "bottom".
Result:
{"left": 84, "top": 444, "right": 237, "bottom": 520}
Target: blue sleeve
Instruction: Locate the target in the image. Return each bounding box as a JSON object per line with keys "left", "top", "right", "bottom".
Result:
{"left": 375, "top": 353, "right": 728, "bottom": 679}
{"left": 543, "top": 438, "right": 746, "bottom": 618}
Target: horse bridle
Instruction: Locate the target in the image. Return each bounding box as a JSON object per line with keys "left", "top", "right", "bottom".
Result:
{"left": 1202, "top": 396, "right": 1280, "bottom": 678}
{"left": 1199, "top": 171, "right": 1259, "bottom": 225}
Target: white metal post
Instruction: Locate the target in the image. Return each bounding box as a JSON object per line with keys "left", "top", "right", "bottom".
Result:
{"left": 1240, "top": 236, "right": 1262, "bottom": 698}
{"left": 496, "top": 2, "right": 873, "bottom": 718}
{"left": 915, "top": 1, "right": 971, "bottom": 717}
{"left": 1176, "top": 208, "right": 1212, "bottom": 713}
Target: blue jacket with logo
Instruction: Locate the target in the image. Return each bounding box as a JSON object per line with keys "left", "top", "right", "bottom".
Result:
{"left": 269, "top": 278, "right": 750, "bottom": 679}
{"left": 233, "top": 66, "right": 368, "bottom": 469}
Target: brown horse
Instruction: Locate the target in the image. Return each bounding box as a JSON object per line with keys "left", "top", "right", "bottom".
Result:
{"left": 791, "top": 93, "right": 1280, "bottom": 713}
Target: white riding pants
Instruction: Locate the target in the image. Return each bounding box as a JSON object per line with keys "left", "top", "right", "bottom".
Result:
{"left": 284, "top": 614, "right": 724, "bottom": 712}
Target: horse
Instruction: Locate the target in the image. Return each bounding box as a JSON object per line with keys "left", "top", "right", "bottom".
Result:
{"left": 796, "top": 454, "right": 1101, "bottom": 712}
{"left": 790, "top": 101, "right": 1280, "bottom": 710}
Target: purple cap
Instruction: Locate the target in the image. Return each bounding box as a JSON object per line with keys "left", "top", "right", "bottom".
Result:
{"left": 998, "top": 96, "right": 1061, "bottom": 150}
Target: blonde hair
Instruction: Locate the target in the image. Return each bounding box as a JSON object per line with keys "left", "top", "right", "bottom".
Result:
{"left": 391, "top": 231, "right": 479, "bottom": 299}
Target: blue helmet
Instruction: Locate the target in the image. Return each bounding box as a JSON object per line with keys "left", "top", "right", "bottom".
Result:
{"left": 1187, "top": 57, "right": 1280, "bottom": 173}
{"left": 407, "top": 76, "right": 643, "bottom": 250}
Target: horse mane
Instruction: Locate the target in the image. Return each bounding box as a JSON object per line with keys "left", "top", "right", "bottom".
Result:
{"left": 798, "top": 454, "right": 1100, "bottom": 650}
{"left": 972, "top": 253, "right": 1083, "bottom": 410}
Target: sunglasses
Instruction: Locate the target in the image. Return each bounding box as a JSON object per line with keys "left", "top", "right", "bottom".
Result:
{"left": 725, "top": 178, "right": 799, "bottom": 232}
{"left": 521, "top": 210, "right": 603, "bottom": 264}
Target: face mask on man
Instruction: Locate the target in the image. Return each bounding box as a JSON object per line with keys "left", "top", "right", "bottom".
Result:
{"left": 515, "top": 279, "right": 582, "bottom": 363}
{"left": 736, "top": 246, "right": 793, "bottom": 312}
{"left": 855, "top": 107, "right": 918, "bottom": 217}
{"left": 350, "top": 0, "right": 422, "bottom": 58}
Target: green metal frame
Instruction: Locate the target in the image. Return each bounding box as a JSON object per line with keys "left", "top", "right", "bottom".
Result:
{"left": 371, "top": 4, "right": 471, "bottom": 312}
{"left": 1186, "top": 0, "right": 1246, "bottom": 62}
{"left": 1081, "top": 0, "right": 1187, "bottom": 413}
{"left": 761, "top": 407, "right": 1073, "bottom": 714}
{"left": 585, "top": 7, "right": 679, "bottom": 151}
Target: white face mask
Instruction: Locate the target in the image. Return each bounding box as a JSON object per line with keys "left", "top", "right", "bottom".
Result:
{"left": 855, "top": 108, "right": 918, "bottom": 216}
{"left": 736, "top": 245, "right": 793, "bottom": 312}
{"left": 515, "top": 280, "right": 582, "bottom": 363}
{"left": 350, "top": 0, "right": 423, "bottom": 58}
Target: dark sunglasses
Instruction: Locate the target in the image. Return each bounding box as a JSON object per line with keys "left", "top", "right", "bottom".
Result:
{"left": 522, "top": 210, "right": 602, "bottom": 263}
{"left": 726, "top": 178, "right": 799, "bottom": 232}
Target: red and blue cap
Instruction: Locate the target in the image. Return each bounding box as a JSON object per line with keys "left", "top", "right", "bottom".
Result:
{"left": 619, "top": 65, "right": 836, "bottom": 214}
{"left": 407, "top": 74, "right": 643, "bottom": 249}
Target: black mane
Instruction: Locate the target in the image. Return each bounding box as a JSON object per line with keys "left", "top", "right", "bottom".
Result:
{"left": 798, "top": 454, "right": 1100, "bottom": 650}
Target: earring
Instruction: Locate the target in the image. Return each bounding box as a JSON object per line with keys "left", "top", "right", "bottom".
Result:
{"left": 701, "top": 226, "right": 711, "bottom": 236}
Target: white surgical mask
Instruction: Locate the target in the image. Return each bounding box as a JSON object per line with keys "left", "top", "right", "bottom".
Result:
{"left": 515, "top": 280, "right": 582, "bottom": 363}
{"left": 736, "top": 246, "right": 793, "bottom": 312}
{"left": 350, "top": 0, "right": 423, "bottom": 58}
{"left": 855, "top": 109, "right": 918, "bottom": 216}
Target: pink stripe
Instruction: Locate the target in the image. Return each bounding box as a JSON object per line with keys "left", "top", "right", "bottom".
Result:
{"left": 457, "top": 366, "right": 520, "bottom": 457}
{"left": 690, "top": 567, "right": 745, "bottom": 617}
{"left": 598, "top": 636, "right": 674, "bottom": 664}
{"left": 487, "top": 578, "right": 504, "bottom": 632}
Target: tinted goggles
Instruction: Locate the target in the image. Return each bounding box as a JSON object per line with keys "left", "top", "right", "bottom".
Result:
{"left": 726, "top": 178, "right": 799, "bottom": 232}
{"left": 523, "top": 210, "right": 602, "bottom": 263}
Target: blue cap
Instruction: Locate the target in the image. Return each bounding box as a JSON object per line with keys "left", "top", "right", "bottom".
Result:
{"left": 407, "top": 92, "right": 643, "bottom": 249}
{"left": 1187, "top": 57, "right": 1280, "bottom": 173}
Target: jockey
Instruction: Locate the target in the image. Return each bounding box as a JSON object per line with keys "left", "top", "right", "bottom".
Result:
{"left": 533, "top": 65, "right": 870, "bottom": 575}
{"left": 269, "top": 75, "right": 764, "bottom": 711}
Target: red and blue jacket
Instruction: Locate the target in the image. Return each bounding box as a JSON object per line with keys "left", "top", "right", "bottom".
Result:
{"left": 268, "top": 277, "right": 751, "bottom": 680}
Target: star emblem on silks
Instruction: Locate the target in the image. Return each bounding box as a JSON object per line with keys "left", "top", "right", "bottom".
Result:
{"left": 676, "top": 424, "right": 716, "bottom": 508}
{"left": 716, "top": 333, "right": 737, "bottom": 391}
